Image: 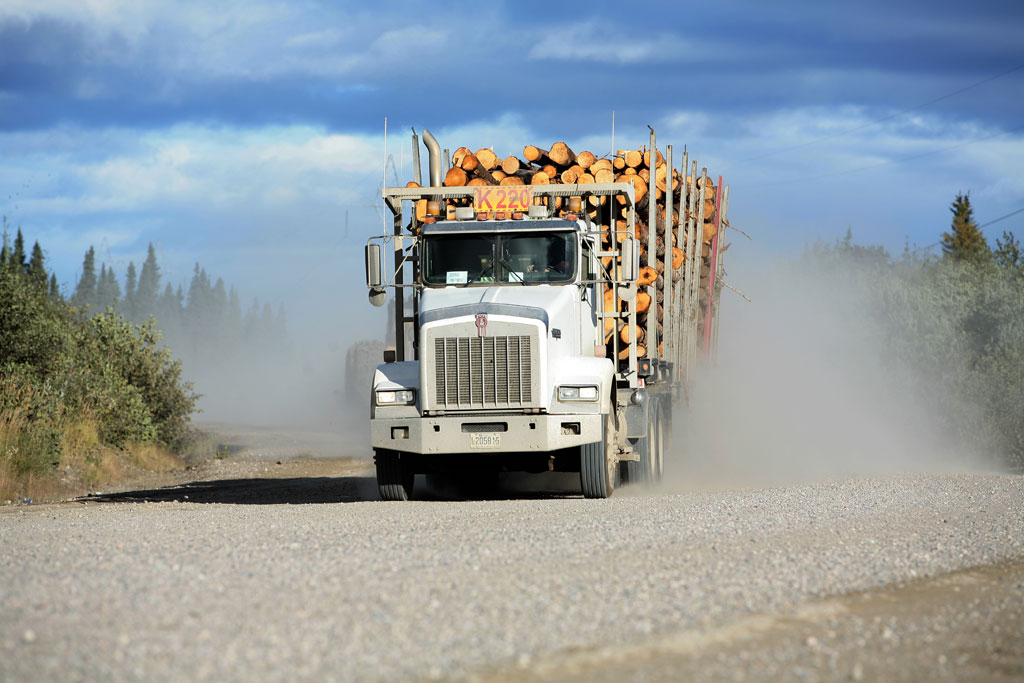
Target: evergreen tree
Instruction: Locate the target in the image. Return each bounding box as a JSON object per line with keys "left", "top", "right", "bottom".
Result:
{"left": 157, "top": 283, "right": 183, "bottom": 345}
{"left": 136, "top": 243, "right": 161, "bottom": 317}
{"left": 0, "top": 231, "right": 8, "bottom": 268}
{"left": 228, "top": 287, "right": 242, "bottom": 336}
{"left": 97, "top": 264, "right": 110, "bottom": 309}
{"left": 48, "top": 273, "right": 60, "bottom": 301}
{"left": 123, "top": 261, "right": 138, "bottom": 320}
{"left": 993, "top": 231, "right": 1022, "bottom": 269}
{"left": 243, "top": 297, "right": 260, "bottom": 341}
{"left": 28, "top": 242, "right": 46, "bottom": 289}
{"left": 212, "top": 277, "right": 228, "bottom": 340}
{"left": 12, "top": 228, "right": 27, "bottom": 275}
{"left": 72, "top": 246, "right": 98, "bottom": 309}
{"left": 186, "top": 263, "right": 213, "bottom": 333}
{"left": 96, "top": 264, "right": 121, "bottom": 310}
{"left": 941, "top": 192, "right": 989, "bottom": 262}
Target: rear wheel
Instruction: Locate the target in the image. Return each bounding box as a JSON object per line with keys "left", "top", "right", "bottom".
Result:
{"left": 651, "top": 404, "right": 665, "bottom": 484}
{"left": 624, "top": 399, "right": 658, "bottom": 486}
{"left": 580, "top": 416, "right": 616, "bottom": 498}
{"left": 375, "top": 449, "right": 414, "bottom": 501}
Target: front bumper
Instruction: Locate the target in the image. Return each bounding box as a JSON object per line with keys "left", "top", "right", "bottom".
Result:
{"left": 370, "top": 413, "right": 602, "bottom": 454}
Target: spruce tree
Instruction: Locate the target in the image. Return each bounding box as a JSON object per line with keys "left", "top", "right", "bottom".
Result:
{"left": 97, "top": 264, "right": 111, "bottom": 309}
{"left": 993, "top": 231, "right": 1022, "bottom": 269}
{"left": 123, "top": 261, "right": 138, "bottom": 320}
{"left": 136, "top": 243, "right": 161, "bottom": 318}
{"left": 48, "top": 273, "right": 60, "bottom": 301}
{"left": 72, "top": 246, "right": 98, "bottom": 309}
{"left": 186, "top": 263, "right": 213, "bottom": 332}
{"left": 941, "top": 192, "right": 989, "bottom": 262}
{"left": 243, "top": 297, "right": 260, "bottom": 341}
{"left": 212, "top": 277, "right": 228, "bottom": 339}
{"left": 12, "top": 228, "right": 27, "bottom": 275}
{"left": 158, "top": 283, "right": 183, "bottom": 343}
{"left": 28, "top": 242, "right": 46, "bottom": 289}
{"left": 228, "top": 287, "right": 242, "bottom": 336}
{"left": 96, "top": 264, "right": 121, "bottom": 310}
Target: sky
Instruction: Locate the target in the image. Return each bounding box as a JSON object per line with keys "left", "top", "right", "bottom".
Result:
{"left": 1, "top": 0, "right": 1023, "bottom": 339}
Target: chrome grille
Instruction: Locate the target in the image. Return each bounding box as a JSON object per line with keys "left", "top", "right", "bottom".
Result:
{"left": 433, "top": 336, "right": 533, "bottom": 409}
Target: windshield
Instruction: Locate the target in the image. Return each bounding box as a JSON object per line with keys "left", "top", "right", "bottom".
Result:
{"left": 422, "top": 231, "right": 576, "bottom": 286}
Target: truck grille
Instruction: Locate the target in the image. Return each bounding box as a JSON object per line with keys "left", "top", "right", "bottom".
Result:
{"left": 433, "top": 336, "right": 533, "bottom": 409}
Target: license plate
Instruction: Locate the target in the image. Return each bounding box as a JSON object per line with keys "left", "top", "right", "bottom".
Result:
{"left": 470, "top": 433, "right": 501, "bottom": 449}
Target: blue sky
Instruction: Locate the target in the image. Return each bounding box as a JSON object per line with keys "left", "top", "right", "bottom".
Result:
{"left": 1, "top": 0, "right": 1023, "bottom": 336}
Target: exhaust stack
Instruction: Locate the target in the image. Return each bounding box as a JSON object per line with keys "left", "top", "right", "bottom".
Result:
{"left": 421, "top": 129, "right": 442, "bottom": 188}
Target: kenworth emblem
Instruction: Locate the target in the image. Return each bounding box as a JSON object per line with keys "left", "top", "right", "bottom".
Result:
{"left": 475, "top": 313, "right": 488, "bottom": 337}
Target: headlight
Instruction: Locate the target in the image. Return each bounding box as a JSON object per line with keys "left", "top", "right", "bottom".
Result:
{"left": 376, "top": 389, "right": 416, "bottom": 405}
{"left": 557, "top": 385, "right": 599, "bottom": 402}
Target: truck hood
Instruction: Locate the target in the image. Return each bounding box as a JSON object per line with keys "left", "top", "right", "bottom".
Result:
{"left": 419, "top": 285, "right": 578, "bottom": 334}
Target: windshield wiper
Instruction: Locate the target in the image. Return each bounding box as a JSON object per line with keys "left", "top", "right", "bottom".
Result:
{"left": 499, "top": 256, "right": 527, "bottom": 285}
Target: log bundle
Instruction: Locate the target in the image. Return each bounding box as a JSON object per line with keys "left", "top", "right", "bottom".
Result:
{"left": 407, "top": 140, "right": 725, "bottom": 361}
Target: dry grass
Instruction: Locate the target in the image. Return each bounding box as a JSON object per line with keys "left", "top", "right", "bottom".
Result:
{"left": 1, "top": 414, "right": 185, "bottom": 503}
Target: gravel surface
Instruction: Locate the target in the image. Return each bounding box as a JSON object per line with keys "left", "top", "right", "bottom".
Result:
{"left": 1, "top": 469, "right": 1021, "bottom": 681}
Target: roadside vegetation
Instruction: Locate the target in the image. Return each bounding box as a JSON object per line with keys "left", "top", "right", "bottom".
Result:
{"left": 0, "top": 226, "right": 198, "bottom": 502}
{"left": 808, "top": 193, "right": 1024, "bottom": 471}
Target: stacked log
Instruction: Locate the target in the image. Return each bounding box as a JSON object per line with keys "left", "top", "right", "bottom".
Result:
{"left": 416, "top": 139, "right": 724, "bottom": 361}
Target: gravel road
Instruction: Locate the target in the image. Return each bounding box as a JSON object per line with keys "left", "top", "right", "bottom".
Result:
{"left": 1, "top": 462, "right": 1021, "bottom": 682}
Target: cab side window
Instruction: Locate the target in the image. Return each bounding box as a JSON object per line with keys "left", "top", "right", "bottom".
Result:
{"left": 581, "top": 239, "right": 594, "bottom": 280}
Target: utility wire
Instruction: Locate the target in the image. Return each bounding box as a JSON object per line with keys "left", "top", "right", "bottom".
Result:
{"left": 761, "top": 122, "right": 1024, "bottom": 187}
{"left": 734, "top": 63, "right": 1024, "bottom": 164}
{"left": 979, "top": 206, "right": 1024, "bottom": 229}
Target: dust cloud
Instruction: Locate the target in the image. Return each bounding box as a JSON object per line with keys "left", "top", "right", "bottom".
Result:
{"left": 182, "top": 236, "right": 386, "bottom": 460}
{"left": 668, "top": 250, "right": 998, "bottom": 490}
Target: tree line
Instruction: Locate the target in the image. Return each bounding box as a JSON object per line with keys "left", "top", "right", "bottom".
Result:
{"left": 65, "top": 242, "right": 288, "bottom": 371}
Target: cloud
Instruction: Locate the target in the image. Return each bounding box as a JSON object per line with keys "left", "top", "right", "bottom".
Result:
{"left": 527, "top": 20, "right": 694, "bottom": 64}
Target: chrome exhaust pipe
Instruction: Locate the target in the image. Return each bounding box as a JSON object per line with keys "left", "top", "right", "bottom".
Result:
{"left": 421, "top": 129, "right": 442, "bottom": 187}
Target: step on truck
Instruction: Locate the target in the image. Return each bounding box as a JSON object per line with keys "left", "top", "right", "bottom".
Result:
{"left": 363, "top": 128, "right": 729, "bottom": 499}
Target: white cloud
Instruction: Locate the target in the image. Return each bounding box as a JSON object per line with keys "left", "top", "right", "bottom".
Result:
{"left": 527, "top": 20, "right": 692, "bottom": 64}
{"left": 1, "top": 124, "right": 384, "bottom": 217}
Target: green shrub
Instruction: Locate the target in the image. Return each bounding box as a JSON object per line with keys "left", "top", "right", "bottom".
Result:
{"left": 0, "top": 260, "right": 198, "bottom": 463}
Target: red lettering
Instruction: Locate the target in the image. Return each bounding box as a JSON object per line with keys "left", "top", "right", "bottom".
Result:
{"left": 475, "top": 188, "right": 492, "bottom": 211}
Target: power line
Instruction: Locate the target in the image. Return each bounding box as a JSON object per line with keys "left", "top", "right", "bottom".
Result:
{"left": 734, "top": 63, "right": 1024, "bottom": 164}
{"left": 979, "top": 206, "right": 1024, "bottom": 229}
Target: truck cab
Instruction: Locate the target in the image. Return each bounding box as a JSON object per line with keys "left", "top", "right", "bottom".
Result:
{"left": 371, "top": 215, "right": 617, "bottom": 496}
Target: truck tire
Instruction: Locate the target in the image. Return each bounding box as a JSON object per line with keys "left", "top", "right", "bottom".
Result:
{"left": 375, "top": 449, "right": 414, "bottom": 501}
{"left": 580, "top": 416, "right": 616, "bottom": 499}
{"left": 652, "top": 403, "right": 665, "bottom": 484}
{"left": 624, "top": 398, "right": 659, "bottom": 486}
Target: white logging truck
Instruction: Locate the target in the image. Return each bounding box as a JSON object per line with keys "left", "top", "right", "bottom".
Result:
{"left": 363, "top": 128, "right": 729, "bottom": 499}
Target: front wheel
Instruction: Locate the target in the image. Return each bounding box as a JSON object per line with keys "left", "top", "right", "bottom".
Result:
{"left": 375, "top": 449, "right": 415, "bottom": 501}
{"left": 580, "top": 416, "right": 616, "bottom": 498}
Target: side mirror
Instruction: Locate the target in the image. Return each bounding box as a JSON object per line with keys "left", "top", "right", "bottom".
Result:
{"left": 619, "top": 238, "right": 638, "bottom": 282}
{"left": 365, "top": 243, "right": 383, "bottom": 288}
